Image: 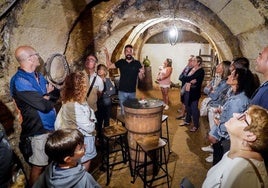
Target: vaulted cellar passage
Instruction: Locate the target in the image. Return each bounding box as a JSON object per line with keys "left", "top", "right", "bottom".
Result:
{"left": 1, "top": 0, "right": 268, "bottom": 187}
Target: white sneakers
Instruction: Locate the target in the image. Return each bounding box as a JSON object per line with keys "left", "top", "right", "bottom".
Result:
{"left": 205, "top": 154, "right": 213, "bottom": 163}
{"left": 202, "top": 145, "right": 213, "bottom": 163}
{"left": 201, "top": 145, "right": 213, "bottom": 153}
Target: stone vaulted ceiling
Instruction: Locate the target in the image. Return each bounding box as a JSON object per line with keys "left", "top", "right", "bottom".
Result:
{"left": 88, "top": 0, "right": 267, "bottom": 64}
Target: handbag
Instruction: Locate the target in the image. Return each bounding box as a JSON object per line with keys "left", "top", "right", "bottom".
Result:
{"left": 200, "top": 97, "right": 212, "bottom": 116}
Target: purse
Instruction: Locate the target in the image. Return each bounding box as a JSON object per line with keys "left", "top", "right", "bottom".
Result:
{"left": 200, "top": 97, "right": 212, "bottom": 116}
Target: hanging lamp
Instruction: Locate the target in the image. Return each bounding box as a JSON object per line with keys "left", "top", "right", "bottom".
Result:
{"left": 168, "top": 24, "right": 178, "bottom": 45}
{"left": 167, "top": 0, "right": 179, "bottom": 45}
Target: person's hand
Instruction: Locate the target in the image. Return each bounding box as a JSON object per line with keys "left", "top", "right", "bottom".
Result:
{"left": 139, "top": 66, "right": 145, "bottom": 74}
{"left": 46, "top": 82, "right": 54, "bottom": 93}
{"left": 103, "top": 47, "right": 108, "bottom": 55}
{"left": 185, "top": 82, "right": 191, "bottom": 91}
{"left": 214, "top": 117, "right": 220, "bottom": 126}
{"left": 139, "top": 66, "right": 145, "bottom": 79}
{"left": 214, "top": 106, "right": 222, "bottom": 114}
{"left": 43, "top": 95, "right": 50, "bottom": 100}
{"left": 190, "top": 79, "right": 197, "bottom": 84}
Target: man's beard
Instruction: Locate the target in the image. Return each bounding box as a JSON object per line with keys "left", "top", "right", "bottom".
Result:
{"left": 126, "top": 55, "right": 133, "bottom": 60}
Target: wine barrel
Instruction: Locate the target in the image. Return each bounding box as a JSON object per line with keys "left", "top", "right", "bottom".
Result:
{"left": 123, "top": 99, "right": 163, "bottom": 175}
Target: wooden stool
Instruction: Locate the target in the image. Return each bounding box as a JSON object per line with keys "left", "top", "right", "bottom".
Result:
{"left": 132, "top": 137, "right": 170, "bottom": 188}
{"left": 101, "top": 125, "right": 129, "bottom": 185}
{"left": 161, "top": 115, "right": 171, "bottom": 154}
{"left": 116, "top": 114, "right": 125, "bottom": 126}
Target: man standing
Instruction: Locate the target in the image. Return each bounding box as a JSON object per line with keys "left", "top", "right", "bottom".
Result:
{"left": 179, "top": 56, "right": 205, "bottom": 132}
{"left": 10, "top": 46, "right": 59, "bottom": 186}
{"left": 177, "top": 55, "right": 194, "bottom": 119}
{"left": 84, "top": 54, "right": 104, "bottom": 142}
{"left": 105, "top": 44, "right": 145, "bottom": 114}
{"left": 84, "top": 54, "right": 104, "bottom": 112}
{"left": 251, "top": 46, "right": 268, "bottom": 108}
{"left": 251, "top": 46, "right": 268, "bottom": 168}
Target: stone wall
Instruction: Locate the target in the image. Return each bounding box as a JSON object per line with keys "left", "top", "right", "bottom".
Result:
{"left": 0, "top": 0, "right": 268, "bottom": 182}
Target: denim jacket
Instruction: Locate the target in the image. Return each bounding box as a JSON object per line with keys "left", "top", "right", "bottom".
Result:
{"left": 204, "top": 79, "right": 230, "bottom": 101}
{"left": 217, "top": 91, "right": 249, "bottom": 139}
{"left": 208, "top": 83, "right": 231, "bottom": 108}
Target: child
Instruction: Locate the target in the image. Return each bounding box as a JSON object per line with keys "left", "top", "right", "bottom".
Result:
{"left": 33, "top": 128, "right": 101, "bottom": 188}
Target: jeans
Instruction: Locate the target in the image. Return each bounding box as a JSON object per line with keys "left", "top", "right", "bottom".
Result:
{"left": 185, "top": 99, "right": 200, "bottom": 128}
{"left": 118, "top": 91, "right": 136, "bottom": 115}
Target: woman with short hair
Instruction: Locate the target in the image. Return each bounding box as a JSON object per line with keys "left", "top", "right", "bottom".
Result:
{"left": 203, "top": 105, "right": 268, "bottom": 187}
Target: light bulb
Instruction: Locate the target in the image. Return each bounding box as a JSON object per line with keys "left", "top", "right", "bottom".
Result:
{"left": 168, "top": 25, "right": 178, "bottom": 45}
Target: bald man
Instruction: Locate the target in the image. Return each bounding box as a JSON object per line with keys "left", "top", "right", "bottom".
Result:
{"left": 251, "top": 46, "right": 268, "bottom": 108}
{"left": 10, "top": 46, "right": 59, "bottom": 186}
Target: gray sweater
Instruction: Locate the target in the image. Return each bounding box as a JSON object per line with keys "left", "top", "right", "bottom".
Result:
{"left": 33, "top": 162, "right": 101, "bottom": 188}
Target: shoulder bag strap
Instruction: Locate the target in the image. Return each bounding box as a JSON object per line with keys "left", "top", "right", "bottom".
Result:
{"left": 243, "top": 158, "right": 264, "bottom": 188}
{"left": 87, "top": 76, "right": 97, "bottom": 98}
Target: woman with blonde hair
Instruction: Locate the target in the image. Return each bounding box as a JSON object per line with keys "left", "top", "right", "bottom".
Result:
{"left": 203, "top": 105, "right": 268, "bottom": 187}
{"left": 55, "top": 71, "right": 97, "bottom": 171}
{"left": 157, "top": 58, "right": 173, "bottom": 110}
{"left": 96, "top": 64, "right": 116, "bottom": 131}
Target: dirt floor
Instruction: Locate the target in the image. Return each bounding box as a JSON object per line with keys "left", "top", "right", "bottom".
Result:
{"left": 9, "top": 86, "right": 212, "bottom": 187}
{"left": 90, "top": 86, "right": 213, "bottom": 188}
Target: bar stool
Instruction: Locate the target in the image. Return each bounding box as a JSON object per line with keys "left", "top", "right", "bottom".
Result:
{"left": 161, "top": 115, "right": 171, "bottom": 154}
{"left": 116, "top": 114, "right": 125, "bottom": 127}
{"left": 101, "top": 125, "right": 129, "bottom": 185}
{"left": 132, "top": 136, "right": 170, "bottom": 188}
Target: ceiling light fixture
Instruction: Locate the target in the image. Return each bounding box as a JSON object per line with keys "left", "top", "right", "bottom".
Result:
{"left": 168, "top": 24, "right": 178, "bottom": 46}
{"left": 167, "top": 0, "right": 179, "bottom": 46}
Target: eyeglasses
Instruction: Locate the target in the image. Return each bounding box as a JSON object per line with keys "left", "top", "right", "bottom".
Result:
{"left": 29, "top": 53, "right": 39, "bottom": 58}
{"left": 25, "top": 53, "right": 40, "bottom": 60}
{"left": 236, "top": 112, "right": 250, "bottom": 126}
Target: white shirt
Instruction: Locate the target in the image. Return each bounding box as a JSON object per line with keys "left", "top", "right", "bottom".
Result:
{"left": 89, "top": 72, "right": 104, "bottom": 92}
{"left": 55, "top": 101, "right": 96, "bottom": 136}
{"left": 202, "top": 152, "right": 268, "bottom": 188}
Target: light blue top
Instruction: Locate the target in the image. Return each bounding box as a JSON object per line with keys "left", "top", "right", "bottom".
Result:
{"left": 217, "top": 91, "right": 249, "bottom": 139}
{"left": 204, "top": 79, "right": 230, "bottom": 101}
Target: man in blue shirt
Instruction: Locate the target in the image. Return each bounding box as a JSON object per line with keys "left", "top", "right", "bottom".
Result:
{"left": 251, "top": 46, "right": 268, "bottom": 108}
{"left": 251, "top": 46, "right": 268, "bottom": 167}
{"left": 10, "top": 46, "right": 59, "bottom": 186}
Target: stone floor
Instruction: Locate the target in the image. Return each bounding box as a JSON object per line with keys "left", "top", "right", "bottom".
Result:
{"left": 90, "top": 87, "right": 212, "bottom": 188}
